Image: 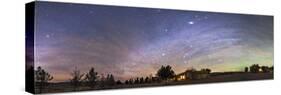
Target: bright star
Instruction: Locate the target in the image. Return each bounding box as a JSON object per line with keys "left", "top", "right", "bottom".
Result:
{"left": 161, "top": 53, "right": 166, "bottom": 56}
{"left": 188, "top": 21, "right": 194, "bottom": 25}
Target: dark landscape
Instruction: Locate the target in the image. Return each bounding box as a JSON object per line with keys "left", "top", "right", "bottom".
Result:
{"left": 28, "top": 64, "right": 273, "bottom": 93}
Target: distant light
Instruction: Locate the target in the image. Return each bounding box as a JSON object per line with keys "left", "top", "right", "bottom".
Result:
{"left": 45, "top": 34, "right": 50, "bottom": 38}
{"left": 188, "top": 21, "right": 194, "bottom": 25}
{"left": 162, "top": 53, "right": 165, "bottom": 56}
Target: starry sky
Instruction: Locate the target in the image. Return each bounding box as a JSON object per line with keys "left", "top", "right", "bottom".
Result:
{"left": 33, "top": 1, "right": 273, "bottom": 82}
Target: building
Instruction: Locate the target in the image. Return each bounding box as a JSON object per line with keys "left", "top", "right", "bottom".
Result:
{"left": 175, "top": 68, "right": 210, "bottom": 81}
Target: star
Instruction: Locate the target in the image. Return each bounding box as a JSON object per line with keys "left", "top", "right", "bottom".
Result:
{"left": 161, "top": 53, "right": 166, "bottom": 56}
{"left": 183, "top": 55, "right": 186, "bottom": 58}
{"left": 45, "top": 34, "right": 50, "bottom": 38}
{"left": 188, "top": 21, "right": 194, "bottom": 25}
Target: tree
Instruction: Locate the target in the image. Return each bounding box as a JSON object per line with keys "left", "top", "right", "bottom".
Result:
{"left": 261, "top": 66, "right": 270, "bottom": 73}
{"left": 269, "top": 66, "right": 274, "bottom": 72}
{"left": 35, "top": 66, "right": 53, "bottom": 93}
{"left": 125, "top": 80, "right": 129, "bottom": 85}
{"left": 156, "top": 65, "right": 175, "bottom": 81}
{"left": 99, "top": 74, "right": 106, "bottom": 87}
{"left": 139, "top": 77, "right": 144, "bottom": 84}
{"left": 129, "top": 79, "right": 134, "bottom": 84}
{"left": 144, "top": 77, "right": 149, "bottom": 83}
{"left": 250, "top": 64, "right": 260, "bottom": 73}
{"left": 116, "top": 80, "right": 122, "bottom": 85}
{"left": 70, "top": 67, "right": 84, "bottom": 91}
{"left": 201, "top": 68, "right": 211, "bottom": 73}
{"left": 134, "top": 77, "right": 140, "bottom": 84}
{"left": 84, "top": 67, "right": 98, "bottom": 88}
{"left": 244, "top": 67, "right": 249, "bottom": 72}
{"left": 106, "top": 74, "right": 115, "bottom": 86}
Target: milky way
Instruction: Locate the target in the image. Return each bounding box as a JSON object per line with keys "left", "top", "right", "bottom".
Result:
{"left": 33, "top": 2, "right": 273, "bottom": 82}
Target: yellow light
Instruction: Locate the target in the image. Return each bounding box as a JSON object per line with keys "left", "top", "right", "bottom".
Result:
{"left": 179, "top": 75, "right": 185, "bottom": 80}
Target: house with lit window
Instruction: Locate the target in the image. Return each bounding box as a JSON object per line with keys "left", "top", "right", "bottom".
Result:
{"left": 175, "top": 68, "right": 211, "bottom": 81}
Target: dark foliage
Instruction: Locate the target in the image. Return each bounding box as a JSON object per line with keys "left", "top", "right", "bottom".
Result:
{"left": 106, "top": 74, "right": 115, "bottom": 86}
{"left": 134, "top": 77, "right": 140, "bottom": 84}
{"left": 144, "top": 77, "right": 150, "bottom": 83}
{"left": 261, "top": 66, "right": 270, "bottom": 73}
{"left": 84, "top": 67, "right": 98, "bottom": 88}
{"left": 116, "top": 80, "right": 122, "bottom": 85}
{"left": 269, "top": 66, "right": 274, "bottom": 71}
{"left": 156, "top": 65, "right": 175, "bottom": 81}
{"left": 140, "top": 77, "right": 144, "bottom": 84}
{"left": 35, "top": 66, "right": 53, "bottom": 93}
{"left": 201, "top": 68, "right": 211, "bottom": 73}
{"left": 244, "top": 67, "right": 249, "bottom": 72}
{"left": 250, "top": 64, "right": 260, "bottom": 73}
{"left": 124, "top": 80, "right": 129, "bottom": 84}
{"left": 70, "top": 67, "right": 84, "bottom": 91}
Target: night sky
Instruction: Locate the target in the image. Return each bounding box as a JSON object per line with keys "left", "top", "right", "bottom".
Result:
{"left": 34, "top": 2, "right": 273, "bottom": 82}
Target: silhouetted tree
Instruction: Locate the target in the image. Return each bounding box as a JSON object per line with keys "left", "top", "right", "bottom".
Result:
{"left": 106, "top": 74, "right": 115, "bottom": 86}
{"left": 99, "top": 74, "right": 106, "bottom": 87}
{"left": 116, "top": 80, "right": 122, "bottom": 85}
{"left": 144, "top": 77, "right": 149, "bottom": 83}
{"left": 125, "top": 80, "right": 129, "bottom": 85}
{"left": 84, "top": 67, "right": 98, "bottom": 88}
{"left": 140, "top": 77, "right": 144, "bottom": 84}
{"left": 269, "top": 66, "right": 274, "bottom": 72}
{"left": 134, "top": 77, "right": 140, "bottom": 84}
{"left": 244, "top": 67, "right": 249, "bottom": 72}
{"left": 70, "top": 67, "right": 84, "bottom": 91}
{"left": 35, "top": 66, "right": 53, "bottom": 93}
{"left": 201, "top": 68, "right": 211, "bottom": 73}
{"left": 156, "top": 65, "right": 175, "bottom": 81}
{"left": 261, "top": 66, "right": 270, "bottom": 73}
{"left": 250, "top": 64, "right": 260, "bottom": 73}
{"left": 129, "top": 79, "right": 134, "bottom": 84}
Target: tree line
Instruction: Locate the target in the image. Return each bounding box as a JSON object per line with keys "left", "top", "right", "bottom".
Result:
{"left": 244, "top": 64, "right": 273, "bottom": 73}
{"left": 32, "top": 65, "right": 178, "bottom": 92}
{"left": 34, "top": 66, "right": 116, "bottom": 92}
{"left": 30, "top": 64, "right": 273, "bottom": 93}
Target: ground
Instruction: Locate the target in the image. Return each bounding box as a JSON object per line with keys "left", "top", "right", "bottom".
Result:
{"left": 34, "top": 72, "right": 273, "bottom": 94}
